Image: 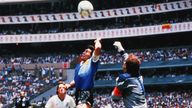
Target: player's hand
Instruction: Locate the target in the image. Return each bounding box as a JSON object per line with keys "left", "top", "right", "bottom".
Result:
{"left": 113, "top": 41, "right": 124, "bottom": 52}
{"left": 94, "top": 38, "right": 101, "bottom": 43}
{"left": 94, "top": 38, "right": 102, "bottom": 49}
{"left": 65, "top": 83, "right": 71, "bottom": 89}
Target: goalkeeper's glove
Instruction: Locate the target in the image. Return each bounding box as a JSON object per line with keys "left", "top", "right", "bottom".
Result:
{"left": 113, "top": 41, "right": 124, "bottom": 52}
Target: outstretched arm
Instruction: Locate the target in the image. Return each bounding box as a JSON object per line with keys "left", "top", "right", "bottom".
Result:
{"left": 113, "top": 41, "right": 128, "bottom": 60}
{"left": 92, "top": 38, "right": 102, "bottom": 62}
{"left": 112, "top": 41, "right": 127, "bottom": 101}
{"left": 66, "top": 80, "right": 75, "bottom": 89}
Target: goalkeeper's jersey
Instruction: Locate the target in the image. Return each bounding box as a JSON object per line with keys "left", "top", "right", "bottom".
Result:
{"left": 116, "top": 73, "right": 147, "bottom": 108}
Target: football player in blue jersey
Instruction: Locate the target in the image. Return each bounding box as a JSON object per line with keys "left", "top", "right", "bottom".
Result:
{"left": 66, "top": 38, "right": 101, "bottom": 108}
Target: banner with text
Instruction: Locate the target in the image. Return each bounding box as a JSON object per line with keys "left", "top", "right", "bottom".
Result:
{"left": 0, "top": 0, "right": 191, "bottom": 24}
{"left": 0, "top": 22, "right": 191, "bottom": 43}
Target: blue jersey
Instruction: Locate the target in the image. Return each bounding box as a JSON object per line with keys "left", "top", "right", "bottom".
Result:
{"left": 74, "top": 57, "right": 99, "bottom": 90}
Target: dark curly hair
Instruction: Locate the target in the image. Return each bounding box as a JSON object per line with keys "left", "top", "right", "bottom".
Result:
{"left": 87, "top": 45, "right": 94, "bottom": 55}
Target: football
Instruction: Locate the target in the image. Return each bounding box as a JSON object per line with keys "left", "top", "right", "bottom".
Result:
{"left": 78, "top": 0, "right": 94, "bottom": 17}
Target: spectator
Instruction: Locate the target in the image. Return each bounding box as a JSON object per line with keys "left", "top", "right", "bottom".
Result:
{"left": 15, "top": 91, "right": 30, "bottom": 108}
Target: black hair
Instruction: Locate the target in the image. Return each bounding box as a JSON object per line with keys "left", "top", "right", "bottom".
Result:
{"left": 87, "top": 45, "right": 94, "bottom": 55}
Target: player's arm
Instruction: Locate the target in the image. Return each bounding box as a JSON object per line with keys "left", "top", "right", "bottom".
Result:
{"left": 66, "top": 80, "right": 75, "bottom": 89}
{"left": 111, "top": 77, "right": 122, "bottom": 101}
{"left": 92, "top": 38, "right": 102, "bottom": 62}
{"left": 113, "top": 41, "right": 128, "bottom": 60}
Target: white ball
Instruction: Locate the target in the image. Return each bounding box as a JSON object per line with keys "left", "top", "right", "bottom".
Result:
{"left": 78, "top": 0, "right": 94, "bottom": 17}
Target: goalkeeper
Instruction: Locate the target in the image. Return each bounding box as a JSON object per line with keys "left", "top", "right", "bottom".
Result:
{"left": 111, "top": 41, "right": 147, "bottom": 108}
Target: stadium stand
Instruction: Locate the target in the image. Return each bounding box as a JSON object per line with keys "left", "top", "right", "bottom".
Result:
{"left": 0, "top": 0, "right": 192, "bottom": 107}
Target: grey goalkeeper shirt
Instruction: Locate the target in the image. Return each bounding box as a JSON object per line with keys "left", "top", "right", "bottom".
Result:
{"left": 116, "top": 73, "right": 147, "bottom": 108}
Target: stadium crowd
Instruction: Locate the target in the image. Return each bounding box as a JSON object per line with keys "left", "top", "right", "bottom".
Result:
{"left": 0, "top": 46, "right": 191, "bottom": 65}
{"left": 95, "top": 65, "right": 192, "bottom": 81}
{"left": 0, "top": 45, "right": 192, "bottom": 107}
{"left": 100, "top": 47, "right": 191, "bottom": 64}
{"left": 0, "top": 54, "right": 76, "bottom": 64}
{"left": 0, "top": 64, "right": 63, "bottom": 107}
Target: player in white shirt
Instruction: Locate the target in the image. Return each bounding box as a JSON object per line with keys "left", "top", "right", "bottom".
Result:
{"left": 45, "top": 82, "right": 76, "bottom": 108}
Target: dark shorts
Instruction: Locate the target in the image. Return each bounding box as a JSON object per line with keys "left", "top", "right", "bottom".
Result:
{"left": 75, "top": 89, "right": 93, "bottom": 106}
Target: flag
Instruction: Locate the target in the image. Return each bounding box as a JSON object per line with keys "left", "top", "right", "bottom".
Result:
{"left": 162, "top": 23, "right": 172, "bottom": 29}
{"left": 63, "top": 62, "right": 70, "bottom": 69}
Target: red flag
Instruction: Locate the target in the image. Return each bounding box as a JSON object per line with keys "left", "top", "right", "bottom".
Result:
{"left": 162, "top": 23, "right": 172, "bottom": 29}
{"left": 63, "top": 62, "right": 70, "bottom": 69}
